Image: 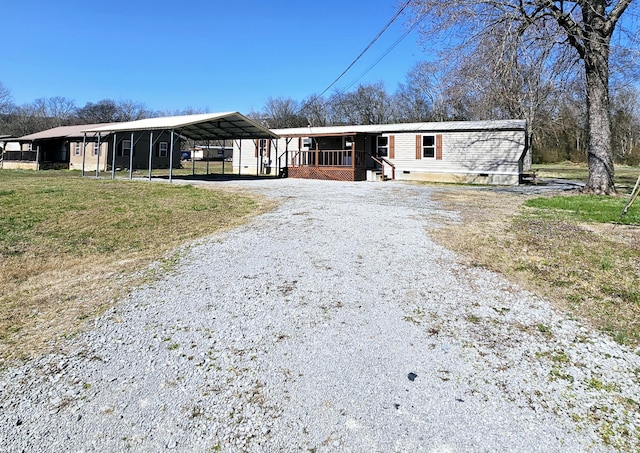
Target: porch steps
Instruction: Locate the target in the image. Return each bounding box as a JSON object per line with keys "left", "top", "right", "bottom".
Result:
{"left": 519, "top": 171, "right": 537, "bottom": 184}
{"left": 367, "top": 169, "right": 390, "bottom": 182}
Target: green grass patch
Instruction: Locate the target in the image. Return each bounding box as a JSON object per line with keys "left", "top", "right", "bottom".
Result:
{"left": 524, "top": 195, "right": 640, "bottom": 224}
{"left": 0, "top": 169, "right": 274, "bottom": 363}
{"left": 532, "top": 163, "right": 640, "bottom": 194}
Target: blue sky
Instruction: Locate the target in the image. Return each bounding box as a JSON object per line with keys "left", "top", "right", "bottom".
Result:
{"left": 2, "top": 0, "right": 426, "bottom": 115}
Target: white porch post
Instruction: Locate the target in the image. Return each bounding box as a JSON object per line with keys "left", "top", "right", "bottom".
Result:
{"left": 129, "top": 132, "right": 134, "bottom": 180}
{"left": 148, "top": 131, "right": 153, "bottom": 181}
{"left": 95, "top": 133, "right": 101, "bottom": 178}
{"left": 111, "top": 133, "right": 117, "bottom": 179}
{"left": 81, "top": 133, "right": 87, "bottom": 176}
{"left": 169, "top": 129, "right": 175, "bottom": 183}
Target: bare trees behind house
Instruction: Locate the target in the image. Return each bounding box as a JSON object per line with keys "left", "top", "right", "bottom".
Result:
{"left": 0, "top": 93, "right": 162, "bottom": 137}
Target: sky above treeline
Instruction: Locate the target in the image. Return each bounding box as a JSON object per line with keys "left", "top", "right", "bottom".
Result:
{"left": 3, "top": 0, "right": 426, "bottom": 115}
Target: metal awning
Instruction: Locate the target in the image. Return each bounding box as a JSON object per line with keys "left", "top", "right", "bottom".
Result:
{"left": 84, "top": 112, "right": 279, "bottom": 140}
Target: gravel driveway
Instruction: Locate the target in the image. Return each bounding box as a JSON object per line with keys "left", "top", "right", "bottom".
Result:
{"left": 1, "top": 178, "right": 639, "bottom": 452}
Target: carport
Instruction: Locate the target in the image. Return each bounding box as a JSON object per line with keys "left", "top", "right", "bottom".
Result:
{"left": 84, "top": 112, "right": 279, "bottom": 181}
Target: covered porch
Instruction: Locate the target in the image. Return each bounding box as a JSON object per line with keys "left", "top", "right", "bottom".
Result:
{"left": 282, "top": 132, "right": 377, "bottom": 182}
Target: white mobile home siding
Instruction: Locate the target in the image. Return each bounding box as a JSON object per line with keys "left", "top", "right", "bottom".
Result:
{"left": 232, "top": 120, "right": 528, "bottom": 184}
{"left": 386, "top": 128, "right": 526, "bottom": 185}
{"left": 233, "top": 138, "right": 291, "bottom": 176}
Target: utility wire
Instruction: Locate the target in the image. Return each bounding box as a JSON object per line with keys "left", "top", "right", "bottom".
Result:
{"left": 342, "top": 17, "right": 423, "bottom": 93}
{"left": 298, "top": 0, "right": 412, "bottom": 115}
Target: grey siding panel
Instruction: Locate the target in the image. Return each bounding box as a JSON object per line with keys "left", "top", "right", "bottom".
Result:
{"left": 389, "top": 130, "right": 525, "bottom": 175}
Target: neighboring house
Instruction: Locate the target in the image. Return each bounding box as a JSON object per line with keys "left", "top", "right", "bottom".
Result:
{"left": 0, "top": 135, "right": 20, "bottom": 152}
{"left": 191, "top": 142, "right": 233, "bottom": 161}
{"left": 0, "top": 135, "right": 21, "bottom": 169}
{"left": 8, "top": 124, "right": 182, "bottom": 171}
{"left": 233, "top": 120, "right": 529, "bottom": 185}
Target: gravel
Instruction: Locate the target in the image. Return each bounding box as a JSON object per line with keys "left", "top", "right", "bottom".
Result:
{"left": 1, "top": 178, "right": 639, "bottom": 452}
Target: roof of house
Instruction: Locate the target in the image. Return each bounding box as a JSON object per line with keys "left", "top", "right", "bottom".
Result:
{"left": 273, "top": 119, "right": 527, "bottom": 137}
{"left": 16, "top": 123, "right": 118, "bottom": 141}
{"left": 84, "top": 112, "right": 279, "bottom": 140}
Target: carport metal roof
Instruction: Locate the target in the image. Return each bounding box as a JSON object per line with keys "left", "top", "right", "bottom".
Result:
{"left": 84, "top": 112, "right": 279, "bottom": 140}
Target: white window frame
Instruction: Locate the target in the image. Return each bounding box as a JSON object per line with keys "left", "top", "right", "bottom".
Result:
{"left": 159, "top": 142, "right": 168, "bottom": 157}
{"left": 377, "top": 136, "right": 388, "bottom": 157}
{"left": 422, "top": 135, "right": 436, "bottom": 159}
{"left": 92, "top": 142, "right": 100, "bottom": 156}
{"left": 74, "top": 143, "right": 82, "bottom": 156}
{"left": 122, "top": 140, "right": 132, "bottom": 156}
{"left": 258, "top": 139, "right": 267, "bottom": 157}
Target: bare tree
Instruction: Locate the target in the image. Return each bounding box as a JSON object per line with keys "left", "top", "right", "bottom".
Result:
{"left": 0, "top": 82, "right": 12, "bottom": 114}
{"left": 77, "top": 99, "right": 119, "bottom": 124}
{"left": 393, "top": 61, "right": 449, "bottom": 122}
{"left": 300, "top": 95, "right": 330, "bottom": 127}
{"left": 611, "top": 84, "right": 640, "bottom": 164}
{"left": 32, "top": 97, "right": 77, "bottom": 127}
{"left": 409, "top": 0, "right": 635, "bottom": 194}
{"left": 5, "top": 103, "right": 46, "bottom": 136}
{"left": 260, "top": 97, "right": 308, "bottom": 128}
{"left": 328, "top": 82, "right": 393, "bottom": 125}
{"left": 115, "top": 99, "right": 151, "bottom": 121}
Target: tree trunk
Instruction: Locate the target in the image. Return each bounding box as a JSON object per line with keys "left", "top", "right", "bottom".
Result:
{"left": 582, "top": 8, "right": 616, "bottom": 195}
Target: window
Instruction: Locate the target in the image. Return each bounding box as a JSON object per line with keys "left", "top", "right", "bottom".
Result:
{"left": 422, "top": 135, "right": 435, "bottom": 158}
{"left": 122, "top": 140, "right": 131, "bottom": 156}
{"left": 377, "top": 136, "right": 388, "bottom": 157}
{"left": 258, "top": 139, "right": 267, "bottom": 157}
{"left": 92, "top": 143, "right": 100, "bottom": 156}
{"left": 159, "top": 142, "right": 168, "bottom": 157}
{"left": 74, "top": 143, "right": 82, "bottom": 156}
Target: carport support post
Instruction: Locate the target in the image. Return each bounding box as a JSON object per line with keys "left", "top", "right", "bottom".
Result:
{"left": 169, "top": 129, "right": 175, "bottom": 183}
{"left": 81, "top": 133, "right": 87, "bottom": 177}
{"left": 95, "top": 133, "right": 101, "bottom": 178}
{"left": 129, "top": 132, "right": 134, "bottom": 180}
{"left": 191, "top": 144, "right": 195, "bottom": 175}
{"left": 221, "top": 140, "right": 225, "bottom": 175}
{"left": 238, "top": 140, "right": 242, "bottom": 176}
{"left": 273, "top": 140, "right": 278, "bottom": 176}
{"left": 206, "top": 139, "right": 210, "bottom": 175}
{"left": 148, "top": 131, "right": 153, "bottom": 181}
{"left": 111, "top": 133, "right": 117, "bottom": 179}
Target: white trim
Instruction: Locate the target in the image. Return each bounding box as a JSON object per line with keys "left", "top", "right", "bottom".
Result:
{"left": 122, "top": 140, "right": 132, "bottom": 156}
{"left": 159, "top": 141, "right": 168, "bottom": 157}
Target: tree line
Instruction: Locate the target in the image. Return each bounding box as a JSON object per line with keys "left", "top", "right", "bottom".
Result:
{"left": 0, "top": 87, "right": 204, "bottom": 139}
{"left": 248, "top": 66, "right": 640, "bottom": 167}
{"left": 2, "top": 72, "right": 639, "bottom": 168}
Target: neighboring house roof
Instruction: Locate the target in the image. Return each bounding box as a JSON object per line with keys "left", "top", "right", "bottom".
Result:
{"left": 273, "top": 119, "right": 527, "bottom": 137}
{"left": 85, "top": 112, "right": 279, "bottom": 141}
{"left": 16, "top": 123, "right": 119, "bottom": 141}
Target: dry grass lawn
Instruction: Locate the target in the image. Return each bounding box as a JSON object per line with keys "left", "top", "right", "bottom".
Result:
{"left": 430, "top": 187, "right": 640, "bottom": 347}
{"left": 0, "top": 170, "right": 275, "bottom": 365}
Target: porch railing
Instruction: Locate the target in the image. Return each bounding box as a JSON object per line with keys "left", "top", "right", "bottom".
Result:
{"left": 370, "top": 155, "right": 396, "bottom": 180}
{"left": 290, "top": 149, "right": 366, "bottom": 168}
{"left": 3, "top": 151, "right": 37, "bottom": 161}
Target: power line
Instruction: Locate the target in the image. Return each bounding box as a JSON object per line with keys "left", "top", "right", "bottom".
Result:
{"left": 342, "top": 17, "right": 423, "bottom": 93}
{"left": 309, "top": 0, "right": 412, "bottom": 103}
